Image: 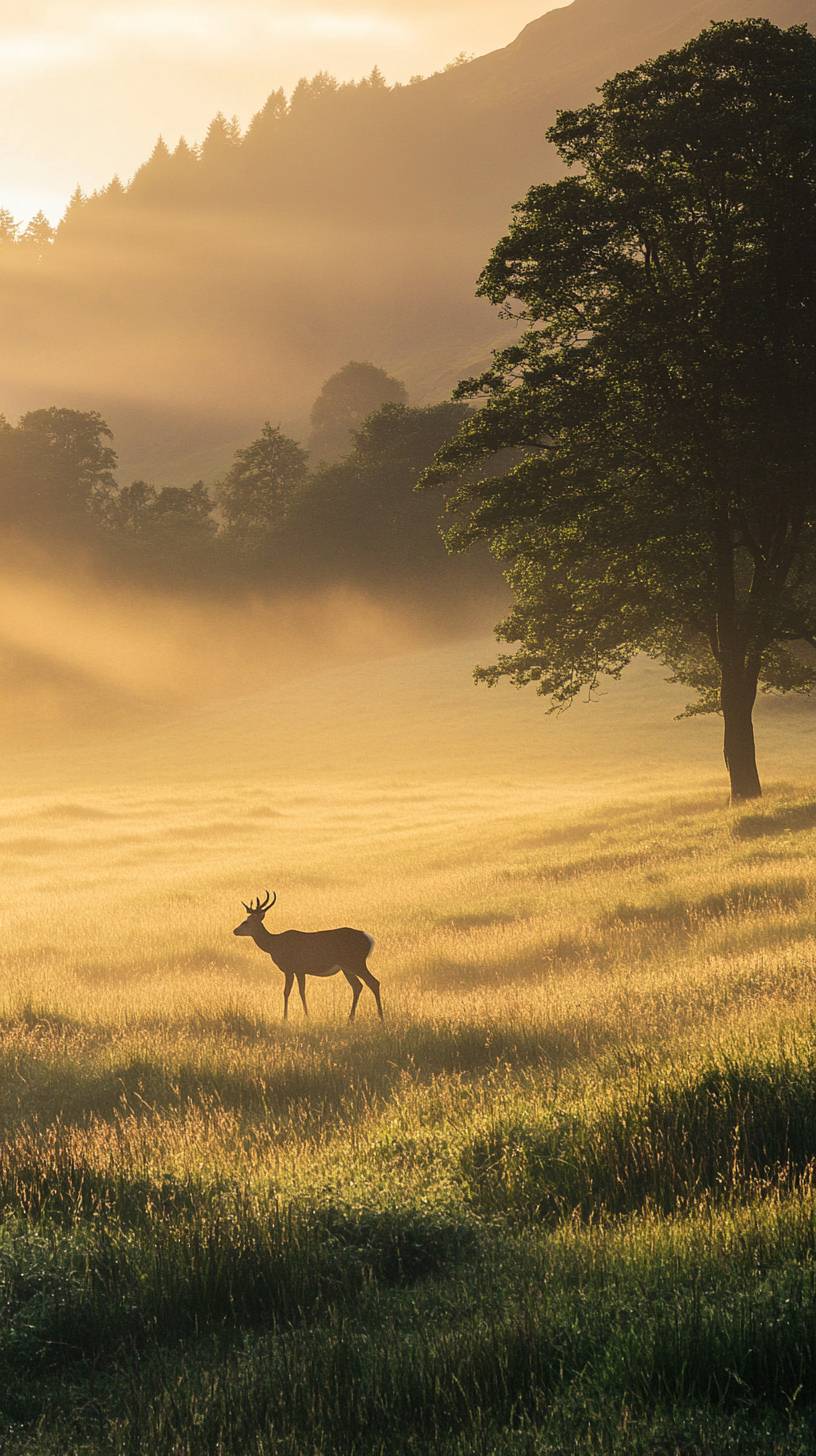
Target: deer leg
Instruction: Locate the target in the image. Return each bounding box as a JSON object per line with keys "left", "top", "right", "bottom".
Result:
{"left": 296, "top": 973, "right": 309, "bottom": 1017}
{"left": 344, "top": 973, "right": 363, "bottom": 1022}
{"left": 282, "top": 972, "right": 293, "bottom": 1021}
{"left": 358, "top": 964, "right": 384, "bottom": 1021}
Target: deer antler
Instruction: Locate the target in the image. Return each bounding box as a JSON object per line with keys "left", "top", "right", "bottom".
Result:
{"left": 242, "top": 890, "right": 277, "bottom": 915}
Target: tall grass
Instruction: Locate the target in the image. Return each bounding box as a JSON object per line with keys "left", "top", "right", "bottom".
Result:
{"left": 2, "top": 772, "right": 816, "bottom": 1452}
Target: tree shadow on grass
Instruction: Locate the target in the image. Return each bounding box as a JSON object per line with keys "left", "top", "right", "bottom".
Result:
{"left": 600, "top": 877, "right": 808, "bottom": 932}
{"left": 75, "top": 947, "right": 244, "bottom": 985}
{"left": 0, "top": 1012, "right": 612, "bottom": 1139}
{"left": 520, "top": 793, "right": 724, "bottom": 853}
{"left": 436, "top": 911, "right": 518, "bottom": 932}
{"left": 462, "top": 1055, "right": 816, "bottom": 1223}
{"left": 0, "top": 1005, "right": 86, "bottom": 1040}
{"left": 415, "top": 932, "right": 611, "bottom": 995}
{"left": 547, "top": 848, "right": 667, "bottom": 883}
{"left": 733, "top": 800, "right": 816, "bottom": 839}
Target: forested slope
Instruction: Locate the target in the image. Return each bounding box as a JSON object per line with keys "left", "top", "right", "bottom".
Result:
{"left": 3, "top": 0, "right": 815, "bottom": 480}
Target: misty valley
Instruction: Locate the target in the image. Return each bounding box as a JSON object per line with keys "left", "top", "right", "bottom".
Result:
{"left": 1, "top": 1, "right": 816, "bottom": 1454}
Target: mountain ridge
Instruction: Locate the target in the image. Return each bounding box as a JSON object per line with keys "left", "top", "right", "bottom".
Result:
{"left": 2, "top": 0, "right": 814, "bottom": 483}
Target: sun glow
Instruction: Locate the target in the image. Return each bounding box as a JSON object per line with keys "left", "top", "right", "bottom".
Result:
{"left": 0, "top": 33, "right": 88, "bottom": 75}
{"left": 264, "top": 11, "right": 406, "bottom": 39}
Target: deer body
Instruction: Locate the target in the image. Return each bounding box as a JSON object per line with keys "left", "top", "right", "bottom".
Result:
{"left": 234, "top": 893, "right": 383, "bottom": 1021}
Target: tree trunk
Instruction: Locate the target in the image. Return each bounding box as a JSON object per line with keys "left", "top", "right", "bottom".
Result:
{"left": 721, "top": 670, "right": 762, "bottom": 803}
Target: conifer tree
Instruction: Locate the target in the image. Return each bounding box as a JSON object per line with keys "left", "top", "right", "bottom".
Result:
{"left": 244, "top": 90, "right": 287, "bottom": 154}
{"left": 129, "top": 138, "right": 173, "bottom": 201}
{"left": 0, "top": 209, "right": 19, "bottom": 247}
{"left": 20, "top": 211, "right": 55, "bottom": 261}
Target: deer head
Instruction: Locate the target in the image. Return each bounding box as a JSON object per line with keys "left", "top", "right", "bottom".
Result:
{"left": 233, "top": 889, "right": 277, "bottom": 936}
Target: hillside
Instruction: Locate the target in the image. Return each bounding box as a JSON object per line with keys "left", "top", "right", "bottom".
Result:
{"left": 2, "top": 0, "right": 815, "bottom": 481}
{"left": 3, "top": 631, "right": 813, "bottom": 802}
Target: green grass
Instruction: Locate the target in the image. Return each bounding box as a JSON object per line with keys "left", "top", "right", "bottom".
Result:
{"left": 2, "top": 661, "right": 816, "bottom": 1452}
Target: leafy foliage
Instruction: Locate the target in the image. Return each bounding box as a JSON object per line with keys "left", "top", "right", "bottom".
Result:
{"left": 218, "top": 424, "right": 309, "bottom": 553}
{"left": 0, "top": 408, "right": 116, "bottom": 527}
{"left": 0, "top": 377, "right": 495, "bottom": 610}
{"left": 308, "top": 361, "right": 408, "bottom": 466}
{"left": 291, "top": 401, "right": 478, "bottom": 592}
{"left": 423, "top": 21, "right": 816, "bottom": 798}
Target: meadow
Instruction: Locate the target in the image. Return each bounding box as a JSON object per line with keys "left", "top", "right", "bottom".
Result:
{"left": 2, "top": 639, "right": 816, "bottom": 1453}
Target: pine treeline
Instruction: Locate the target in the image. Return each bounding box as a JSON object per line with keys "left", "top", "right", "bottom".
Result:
{"left": 0, "top": 57, "right": 548, "bottom": 477}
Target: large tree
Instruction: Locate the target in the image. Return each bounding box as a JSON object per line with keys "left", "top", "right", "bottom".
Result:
{"left": 422, "top": 20, "right": 816, "bottom": 802}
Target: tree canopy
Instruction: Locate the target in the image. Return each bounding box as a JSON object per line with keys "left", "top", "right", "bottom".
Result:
{"left": 293, "top": 401, "right": 478, "bottom": 596}
{"left": 0, "top": 407, "right": 117, "bottom": 526}
{"left": 308, "top": 363, "right": 409, "bottom": 466}
{"left": 217, "top": 424, "right": 309, "bottom": 554}
{"left": 423, "top": 20, "right": 816, "bottom": 802}
{"left": 0, "top": 384, "right": 495, "bottom": 615}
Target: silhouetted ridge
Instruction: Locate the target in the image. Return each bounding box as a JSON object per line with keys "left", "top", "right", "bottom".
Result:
{"left": 0, "top": 0, "right": 814, "bottom": 481}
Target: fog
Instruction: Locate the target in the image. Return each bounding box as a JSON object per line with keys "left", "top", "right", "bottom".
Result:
{"left": 3, "top": 0, "right": 804, "bottom": 781}
{"left": 1, "top": 2, "right": 569, "bottom": 225}
{"left": 0, "top": 541, "right": 488, "bottom": 733}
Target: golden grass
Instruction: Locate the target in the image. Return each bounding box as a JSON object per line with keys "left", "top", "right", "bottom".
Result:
{"left": 2, "top": 758, "right": 816, "bottom": 1202}
{"left": 2, "top": 645, "right": 816, "bottom": 1451}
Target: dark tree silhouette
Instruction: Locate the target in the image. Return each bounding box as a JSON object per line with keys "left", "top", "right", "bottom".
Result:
{"left": 309, "top": 363, "right": 408, "bottom": 466}
{"left": 0, "top": 408, "right": 117, "bottom": 525}
{"left": 290, "top": 400, "right": 497, "bottom": 603}
{"left": 19, "top": 211, "right": 55, "bottom": 262}
{"left": 98, "top": 479, "right": 216, "bottom": 581}
{"left": 243, "top": 89, "right": 287, "bottom": 156}
{"left": 201, "top": 113, "right": 242, "bottom": 176}
{"left": 218, "top": 424, "right": 308, "bottom": 554}
{"left": 423, "top": 21, "right": 816, "bottom": 803}
{"left": 0, "top": 393, "right": 497, "bottom": 617}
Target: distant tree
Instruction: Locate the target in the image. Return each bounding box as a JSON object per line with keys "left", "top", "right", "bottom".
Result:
{"left": 309, "top": 363, "right": 408, "bottom": 465}
{"left": 290, "top": 73, "right": 339, "bottom": 113}
{"left": 63, "top": 185, "right": 85, "bottom": 218}
{"left": 423, "top": 21, "right": 816, "bottom": 803}
{"left": 0, "top": 209, "right": 19, "bottom": 247}
{"left": 244, "top": 89, "right": 287, "bottom": 153}
{"left": 201, "top": 113, "right": 241, "bottom": 168}
{"left": 288, "top": 401, "right": 495, "bottom": 601}
{"left": 99, "top": 479, "right": 216, "bottom": 579}
{"left": 129, "top": 137, "right": 173, "bottom": 202}
{"left": 443, "top": 52, "right": 474, "bottom": 72}
{"left": 361, "top": 66, "right": 388, "bottom": 90}
{"left": 170, "top": 140, "right": 199, "bottom": 186}
{"left": 218, "top": 424, "right": 308, "bottom": 552}
{"left": 0, "top": 407, "right": 117, "bottom": 526}
{"left": 55, "top": 186, "right": 88, "bottom": 246}
{"left": 19, "top": 211, "right": 55, "bottom": 261}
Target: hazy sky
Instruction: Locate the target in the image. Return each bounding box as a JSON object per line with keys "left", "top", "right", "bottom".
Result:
{"left": 0, "top": 1, "right": 567, "bottom": 225}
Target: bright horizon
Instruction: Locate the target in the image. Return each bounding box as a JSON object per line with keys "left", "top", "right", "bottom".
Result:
{"left": 0, "top": 0, "right": 570, "bottom": 226}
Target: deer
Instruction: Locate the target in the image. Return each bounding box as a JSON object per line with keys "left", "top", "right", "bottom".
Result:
{"left": 233, "top": 890, "right": 383, "bottom": 1022}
